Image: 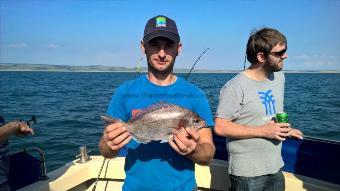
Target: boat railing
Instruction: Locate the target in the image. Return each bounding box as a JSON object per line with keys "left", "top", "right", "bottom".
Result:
{"left": 8, "top": 146, "right": 49, "bottom": 190}
{"left": 26, "top": 147, "right": 49, "bottom": 181}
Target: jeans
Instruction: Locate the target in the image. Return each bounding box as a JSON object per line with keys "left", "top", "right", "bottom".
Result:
{"left": 230, "top": 170, "right": 285, "bottom": 191}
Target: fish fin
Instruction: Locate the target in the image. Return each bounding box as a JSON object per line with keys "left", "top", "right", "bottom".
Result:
{"left": 99, "top": 115, "right": 122, "bottom": 126}
{"left": 168, "top": 134, "right": 174, "bottom": 141}
{"left": 160, "top": 134, "right": 173, "bottom": 143}
{"left": 155, "top": 101, "right": 177, "bottom": 109}
{"left": 130, "top": 132, "right": 151, "bottom": 144}
{"left": 132, "top": 136, "right": 151, "bottom": 144}
{"left": 160, "top": 139, "right": 169, "bottom": 143}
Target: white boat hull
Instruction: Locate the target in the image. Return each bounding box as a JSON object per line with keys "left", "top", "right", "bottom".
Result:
{"left": 18, "top": 156, "right": 340, "bottom": 191}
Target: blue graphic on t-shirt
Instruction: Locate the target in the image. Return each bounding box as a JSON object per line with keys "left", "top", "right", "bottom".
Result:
{"left": 258, "top": 90, "right": 276, "bottom": 115}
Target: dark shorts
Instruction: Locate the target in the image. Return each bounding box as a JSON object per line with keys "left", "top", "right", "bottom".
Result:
{"left": 230, "top": 170, "right": 285, "bottom": 191}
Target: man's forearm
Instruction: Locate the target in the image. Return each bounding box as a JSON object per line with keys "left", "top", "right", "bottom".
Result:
{"left": 215, "top": 118, "right": 263, "bottom": 139}
{"left": 187, "top": 142, "right": 215, "bottom": 165}
{"left": 0, "top": 122, "right": 17, "bottom": 141}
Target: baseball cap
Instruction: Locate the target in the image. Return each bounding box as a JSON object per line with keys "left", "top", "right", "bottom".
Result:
{"left": 143, "top": 15, "right": 180, "bottom": 43}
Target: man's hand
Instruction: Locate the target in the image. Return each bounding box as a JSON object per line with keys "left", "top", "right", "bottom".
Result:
{"left": 288, "top": 128, "right": 303, "bottom": 139}
{"left": 0, "top": 121, "right": 34, "bottom": 142}
{"left": 102, "top": 122, "right": 132, "bottom": 153}
{"left": 9, "top": 121, "right": 34, "bottom": 136}
{"left": 169, "top": 127, "right": 200, "bottom": 156}
{"left": 260, "top": 120, "right": 292, "bottom": 141}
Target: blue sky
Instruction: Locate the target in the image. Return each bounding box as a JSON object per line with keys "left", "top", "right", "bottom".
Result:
{"left": 1, "top": 0, "right": 339, "bottom": 70}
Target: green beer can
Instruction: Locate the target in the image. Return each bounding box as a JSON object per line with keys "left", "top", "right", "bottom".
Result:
{"left": 276, "top": 112, "right": 288, "bottom": 123}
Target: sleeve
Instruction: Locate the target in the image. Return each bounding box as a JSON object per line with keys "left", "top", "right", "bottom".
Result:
{"left": 106, "top": 83, "right": 129, "bottom": 122}
{"left": 215, "top": 81, "right": 243, "bottom": 121}
{"left": 193, "top": 89, "right": 214, "bottom": 128}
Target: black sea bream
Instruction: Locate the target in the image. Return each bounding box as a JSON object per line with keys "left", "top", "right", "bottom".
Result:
{"left": 100, "top": 102, "right": 206, "bottom": 144}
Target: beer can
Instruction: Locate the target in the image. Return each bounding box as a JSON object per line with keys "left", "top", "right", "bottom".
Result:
{"left": 276, "top": 112, "right": 288, "bottom": 123}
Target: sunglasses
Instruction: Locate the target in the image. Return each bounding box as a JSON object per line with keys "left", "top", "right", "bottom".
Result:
{"left": 269, "top": 48, "right": 287, "bottom": 57}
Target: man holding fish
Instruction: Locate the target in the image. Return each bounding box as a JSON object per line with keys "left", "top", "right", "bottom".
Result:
{"left": 99, "top": 15, "right": 215, "bottom": 191}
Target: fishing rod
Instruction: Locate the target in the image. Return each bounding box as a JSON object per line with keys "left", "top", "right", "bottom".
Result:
{"left": 185, "top": 48, "right": 210, "bottom": 80}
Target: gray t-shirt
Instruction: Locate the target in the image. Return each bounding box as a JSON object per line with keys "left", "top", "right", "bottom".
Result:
{"left": 216, "top": 71, "right": 285, "bottom": 177}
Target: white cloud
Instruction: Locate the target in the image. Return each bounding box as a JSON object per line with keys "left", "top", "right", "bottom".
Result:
{"left": 290, "top": 54, "right": 339, "bottom": 69}
{"left": 41, "top": 43, "right": 61, "bottom": 48}
{"left": 293, "top": 54, "right": 310, "bottom": 60}
{"left": 7, "top": 43, "right": 28, "bottom": 48}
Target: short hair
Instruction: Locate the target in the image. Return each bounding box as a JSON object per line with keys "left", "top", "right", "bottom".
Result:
{"left": 246, "top": 27, "right": 287, "bottom": 64}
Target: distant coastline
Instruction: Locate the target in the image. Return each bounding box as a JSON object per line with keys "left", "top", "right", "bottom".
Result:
{"left": 0, "top": 63, "right": 339, "bottom": 74}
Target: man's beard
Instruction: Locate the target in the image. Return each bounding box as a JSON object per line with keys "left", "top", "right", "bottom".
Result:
{"left": 264, "top": 58, "right": 283, "bottom": 73}
{"left": 147, "top": 58, "right": 175, "bottom": 75}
